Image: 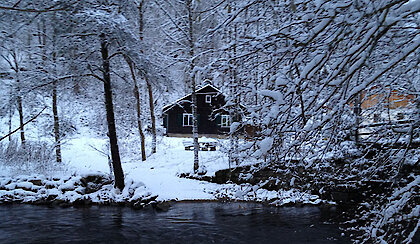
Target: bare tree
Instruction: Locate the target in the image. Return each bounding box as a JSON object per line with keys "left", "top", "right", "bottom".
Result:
{"left": 100, "top": 33, "right": 125, "bottom": 190}
{"left": 1, "top": 50, "right": 26, "bottom": 146}
{"left": 138, "top": 0, "right": 157, "bottom": 154}
{"left": 125, "top": 55, "right": 147, "bottom": 161}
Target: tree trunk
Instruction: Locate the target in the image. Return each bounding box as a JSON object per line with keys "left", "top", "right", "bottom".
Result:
{"left": 138, "top": 0, "right": 145, "bottom": 41}
{"left": 8, "top": 85, "right": 13, "bottom": 141}
{"left": 225, "top": 2, "right": 240, "bottom": 168}
{"left": 354, "top": 93, "right": 361, "bottom": 145}
{"left": 14, "top": 54, "right": 25, "bottom": 146}
{"left": 16, "top": 93, "right": 25, "bottom": 146}
{"left": 52, "top": 81, "right": 62, "bottom": 163}
{"left": 146, "top": 78, "right": 156, "bottom": 154}
{"left": 125, "top": 57, "right": 146, "bottom": 161}
{"left": 138, "top": 0, "right": 157, "bottom": 154}
{"left": 186, "top": 0, "right": 199, "bottom": 173}
{"left": 192, "top": 75, "right": 199, "bottom": 173}
{"left": 51, "top": 17, "right": 62, "bottom": 163}
{"left": 100, "top": 33, "right": 125, "bottom": 190}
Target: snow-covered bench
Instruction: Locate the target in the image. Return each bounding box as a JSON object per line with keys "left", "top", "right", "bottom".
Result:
{"left": 182, "top": 141, "right": 217, "bottom": 151}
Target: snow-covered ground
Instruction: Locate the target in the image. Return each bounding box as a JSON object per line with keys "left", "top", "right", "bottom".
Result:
{"left": 1, "top": 134, "right": 321, "bottom": 206}
{"left": 63, "top": 136, "right": 246, "bottom": 201}
{"left": 61, "top": 136, "right": 231, "bottom": 201}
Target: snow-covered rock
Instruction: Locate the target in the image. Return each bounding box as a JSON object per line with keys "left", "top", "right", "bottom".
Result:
{"left": 0, "top": 173, "right": 157, "bottom": 208}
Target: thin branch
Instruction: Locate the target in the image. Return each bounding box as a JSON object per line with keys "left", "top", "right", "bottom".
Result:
{"left": 0, "top": 107, "right": 46, "bottom": 142}
{"left": 0, "top": 3, "right": 68, "bottom": 13}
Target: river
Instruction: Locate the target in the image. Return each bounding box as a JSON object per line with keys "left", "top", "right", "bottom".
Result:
{"left": 0, "top": 202, "right": 349, "bottom": 243}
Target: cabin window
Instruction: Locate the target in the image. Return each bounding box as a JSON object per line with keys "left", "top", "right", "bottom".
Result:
{"left": 221, "top": 115, "right": 231, "bottom": 128}
{"left": 205, "top": 95, "right": 212, "bottom": 103}
{"left": 183, "top": 113, "right": 193, "bottom": 127}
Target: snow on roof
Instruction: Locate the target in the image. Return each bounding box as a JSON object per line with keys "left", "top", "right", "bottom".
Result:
{"left": 162, "top": 84, "right": 223, "bottom": 113}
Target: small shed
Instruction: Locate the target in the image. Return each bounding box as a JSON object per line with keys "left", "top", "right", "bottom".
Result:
{"left": 162, "top": 83, "right": 236, "bottom": 137}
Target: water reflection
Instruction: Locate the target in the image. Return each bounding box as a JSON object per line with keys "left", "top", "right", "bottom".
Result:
{"left": 0, "top": 202, "right": 349, "bottom": 243}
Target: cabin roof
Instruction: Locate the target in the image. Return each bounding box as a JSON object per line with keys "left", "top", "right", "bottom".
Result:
{"left": 162, "top": 84, "right": 223, "bottom": 113}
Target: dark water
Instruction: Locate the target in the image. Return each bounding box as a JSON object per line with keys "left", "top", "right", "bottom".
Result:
{"left": 0, "top": 202, "right": 350, "bottom": 243}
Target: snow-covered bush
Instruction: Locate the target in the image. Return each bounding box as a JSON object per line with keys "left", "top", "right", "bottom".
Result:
{"left": 359, "top": 175, "right": 419, "bottom": 243}
{"left": 0, "top": 139, "right": 62, "bottom": 175}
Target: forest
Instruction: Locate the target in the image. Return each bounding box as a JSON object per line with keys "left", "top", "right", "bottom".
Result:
{"left": 0, "top": 0, "right": 419, "bottom": 243}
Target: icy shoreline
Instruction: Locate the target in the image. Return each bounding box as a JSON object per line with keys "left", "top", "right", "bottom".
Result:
{"left": 0, "top": 172, "right": 324, "bottom": 209}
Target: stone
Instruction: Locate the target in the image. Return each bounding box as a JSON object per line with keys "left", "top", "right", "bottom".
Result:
{"left": 154, "top": 201, "right": 171, "bottom": 211}
{"left": 131, "top": 201, "right": 144, "bottom": 210}
{"left": 29, "top": 179, "right": 43, "bottom": 186}
{"left": 73, "top": 197, "right": 92, "bottom": 207}
{"left": 85, "top": 182, "right": 100, "bottom": 194}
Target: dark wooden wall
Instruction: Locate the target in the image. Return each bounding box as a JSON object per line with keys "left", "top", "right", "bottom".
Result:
{"left": 163, "top": 86, "right": 230, "bottom": 135}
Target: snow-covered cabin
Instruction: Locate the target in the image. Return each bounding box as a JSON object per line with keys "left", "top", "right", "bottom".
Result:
{"left": 162, "top": 83, "right": 237, "bottom": 137}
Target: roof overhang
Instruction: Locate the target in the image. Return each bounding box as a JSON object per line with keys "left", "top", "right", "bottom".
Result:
{"left": 162, "top": 84, "right": 222, "bottom": 114}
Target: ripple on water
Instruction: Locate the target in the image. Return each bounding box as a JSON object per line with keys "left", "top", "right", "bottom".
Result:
{"left": 0, "top": 202, "right": 350, "bottom": 243}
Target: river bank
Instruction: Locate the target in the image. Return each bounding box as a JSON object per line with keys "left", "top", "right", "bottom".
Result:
{"left": 0, "top": 171, "right": 324, "bottom": 210}
{"left": 1, "top": 137, "right": 325, "bottom": 209}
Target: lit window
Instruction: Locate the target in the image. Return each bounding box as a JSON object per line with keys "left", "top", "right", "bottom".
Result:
{"left": 221, "top": 115, "right": 231, "bottom": 127}
{"left": 183, "top": 113, "right": 193, "bottom": 127}
{"left": 205, "top": 95, "right": 212, "bottom": 103}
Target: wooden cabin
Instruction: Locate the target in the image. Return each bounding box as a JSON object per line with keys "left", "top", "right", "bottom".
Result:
{"left": 359, "top": 89, "right": 416, "bottom": 122}
{"left": 162, "top": 84, "right": 237, "bottom": 137}
{"left": 360, "top": 89, "right": 415, "bottom": 110}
